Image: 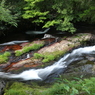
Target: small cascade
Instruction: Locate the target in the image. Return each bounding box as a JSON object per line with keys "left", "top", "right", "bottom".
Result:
{"left": 0, "top": 45, "right": 95, "bottom": 81}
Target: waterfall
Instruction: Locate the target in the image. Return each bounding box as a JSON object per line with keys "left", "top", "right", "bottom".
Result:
{"left": 0, "top": 45, "right": 95, "bottom": 81}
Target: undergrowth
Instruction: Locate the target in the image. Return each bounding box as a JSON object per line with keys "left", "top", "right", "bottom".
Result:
{"left": 42, "top": 77, "right": 95, "bottom": 95}
{"left": 4, "top": 82, "right": 45, "bottom": 95}
{"left": 4, "top": 77, "right": 95, "bottom": 95}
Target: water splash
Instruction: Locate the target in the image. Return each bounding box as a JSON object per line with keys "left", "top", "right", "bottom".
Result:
{"left": 0, "top": 45, "right": 95, "bottom": 81}
{"left": 0, "top": 40, "right": 28, "bottom": 46}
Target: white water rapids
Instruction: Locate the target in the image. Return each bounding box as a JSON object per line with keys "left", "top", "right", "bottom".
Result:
{"left": 0, "top": 45, "right": 95, "bottom": 81}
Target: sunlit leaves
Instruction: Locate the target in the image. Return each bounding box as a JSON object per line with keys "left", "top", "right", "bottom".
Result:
{"left": 43, "top": 20, "right": 59, "bottom": 28}
{"left": 23, "top": 0, "right": 95, "bottom": 33}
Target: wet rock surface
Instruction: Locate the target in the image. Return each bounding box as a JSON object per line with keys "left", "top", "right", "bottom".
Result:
{"left": 0, "top": 33, "right": 95, "bottom": 94}
{"left": 0, "top": 33, "right": 94, "bottom": 73}
{"left": 0, "top": 79, "right": 6, "bottom": 95}
{"left": 62, "top": 59, "right": 95, "bottom": 80}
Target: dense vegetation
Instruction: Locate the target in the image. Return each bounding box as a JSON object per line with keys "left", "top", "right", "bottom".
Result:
{"left": 0, "top": 0, "right": 95, "bottom": 35}
{"left": 4, "top": 77, "right": 95, "bottom": 95}
{"left": 0, "top": 0, "right": 24, "bottom": 34}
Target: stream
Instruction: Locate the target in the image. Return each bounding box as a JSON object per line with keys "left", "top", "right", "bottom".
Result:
{"left": 0, "top": 45, "right": 95, "bottom": 82}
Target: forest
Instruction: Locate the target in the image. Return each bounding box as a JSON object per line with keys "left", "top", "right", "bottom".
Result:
{"left": 0, "top": 0, "right": 95, "bottom": 35}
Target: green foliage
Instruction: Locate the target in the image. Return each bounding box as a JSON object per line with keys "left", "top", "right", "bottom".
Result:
{"left": 6, "top": 0, "right": 25, "bottom": 14}
{"left": 4, "top": 77, "right": 95, "bottom": 95}
{"left": 41, "top": 77, "right": 95, "bottom": 95}
{"left": 79, "top": 6, "right": 95, "bottom": 23}
{"left": 0, "top": 0, "right": 25, "bottom": 34}
{"left": 22, "top": 0, "right": 95, "bottom": 33}
{"left": 22, "top": 0, "right": 49, "bottom": 25}
{"left": 15, "top": 43, "right": 44, "bottom": 56}
{"left": 0, "top": 0, "right": 94, "bottom": 34}
{"left": 0, "top": 52, "right": 11, "bottom": 63}
{"left": 51, "top": 3, "right": 76, "bottom": 33}
{"left": 4, "top": 82, "right": 46, "bottom": 95}
{"left": 0, "top": 0, "right": 18, "bottom": 28}
{"left": 22, "top": 0, "right": 77, "bottom": 33}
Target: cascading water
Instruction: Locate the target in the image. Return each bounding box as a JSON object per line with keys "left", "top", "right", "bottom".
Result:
{"left": 0, "top": 45, "right": 95, "bottom": 81}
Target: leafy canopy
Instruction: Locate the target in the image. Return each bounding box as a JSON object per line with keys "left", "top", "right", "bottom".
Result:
{"left": 23, "top": 0, "right": 95, "bottom": 33}
{"left": 0, "top": 0, "right": 18, "bottom": 28}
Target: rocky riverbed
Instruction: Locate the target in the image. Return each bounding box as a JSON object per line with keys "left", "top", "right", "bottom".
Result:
{"left": 0, "top": 32, "right": 95, "bottom": 94}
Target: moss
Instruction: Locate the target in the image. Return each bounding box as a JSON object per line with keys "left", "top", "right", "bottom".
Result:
{"left": 0, "top": 52, "right": 11, "bottom": 63}
{"left": 4, "top": 82, "right": 47, "bottom": 95}
{"left": 4, "top": 82, "right": 33, "bottom": 95}
{"left": 42, "top": 55, "right": 55, "bottom": 63}
{"left": 34, "top": 53, "right": 43, "bottom": 59}
{"left": 15, "top": 42, "right": 44, "bottom": 56}
{"left": 33, "top": 50, "right": 66, "bottom": 63}
{"left": 3, "top": 52, "right": 11, "bottom": 56}
{"left": 15, "top": 51, "right": 22, "bottom": 56}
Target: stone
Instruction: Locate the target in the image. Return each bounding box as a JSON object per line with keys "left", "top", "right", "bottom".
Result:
{"left": 0, "top": 79, "right": 6, "bottom": 95}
